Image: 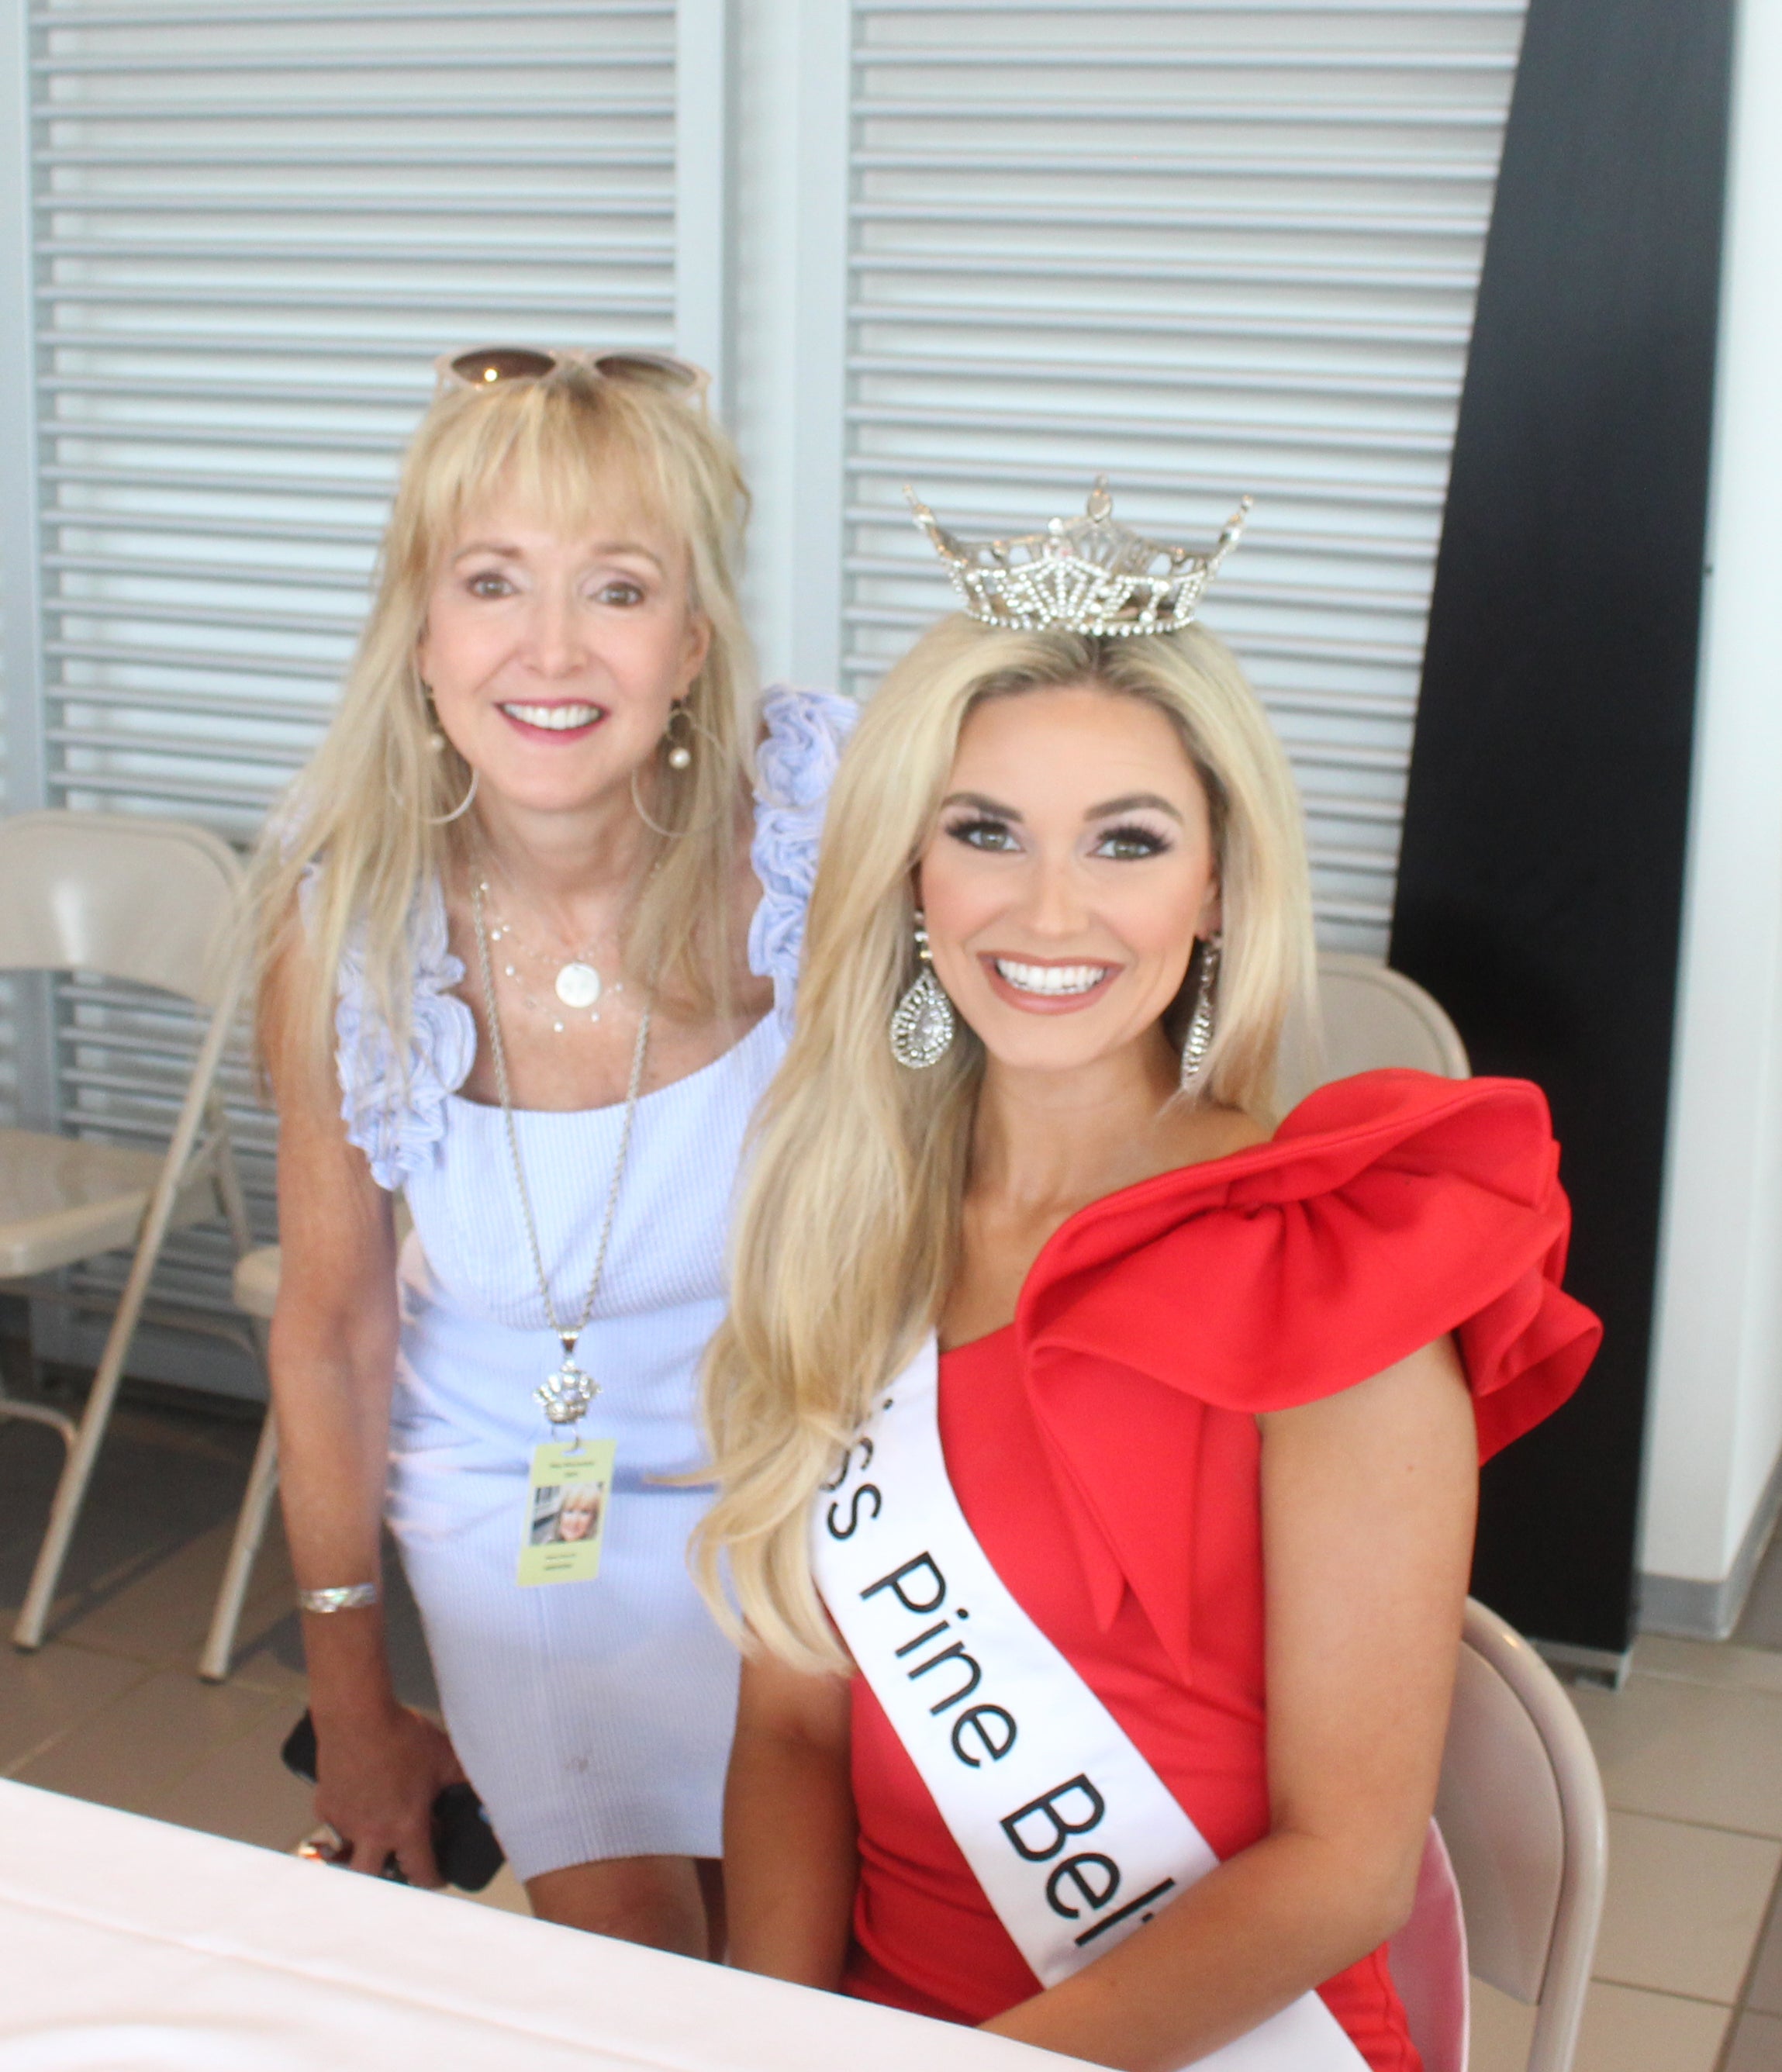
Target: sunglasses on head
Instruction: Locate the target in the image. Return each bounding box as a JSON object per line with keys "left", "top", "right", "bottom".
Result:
{"left": 433, "top": 345, "right": 710, "bottom": 402}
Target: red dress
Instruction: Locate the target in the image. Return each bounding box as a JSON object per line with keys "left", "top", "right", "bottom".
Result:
{"left": 839, "top": 1071, "right": 1601, "bottom": 2069}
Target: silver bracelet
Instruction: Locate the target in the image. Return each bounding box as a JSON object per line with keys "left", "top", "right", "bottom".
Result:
{"left": 297, "top": 1583, "right": 380, "bottom": 1614}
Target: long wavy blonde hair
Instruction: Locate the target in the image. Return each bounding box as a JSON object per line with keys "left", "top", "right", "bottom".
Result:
{"left": 250, "top": 360, "right": 755, "bottom": 1068}
{"left": 695, "top": 616, "right": 1316, "bottom": 1673}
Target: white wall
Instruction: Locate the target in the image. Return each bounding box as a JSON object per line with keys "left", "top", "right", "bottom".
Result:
{"left": 1640, "top": 0, "right": 1782, "bottom": 1628}
{"left": 728, "top": 0, "right": 848, "bottom": 694}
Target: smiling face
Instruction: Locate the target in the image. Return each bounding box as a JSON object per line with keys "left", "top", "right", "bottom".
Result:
{"left": 917, "top": 683, "right": 1221, "bottom": 1078}
{"left": 556, "top": 1489, "right": 601, "bottom": 1542}
{"left": 413, "top": 481, "right": 710, "bottom": 817}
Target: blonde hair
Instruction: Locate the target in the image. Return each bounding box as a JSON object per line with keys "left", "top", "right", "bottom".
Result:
{"left": 695, "top": 615, "right": 1314, "bottom": 1673}
{"left": 250, "top": 361, "right": 755, "bottom": 1069}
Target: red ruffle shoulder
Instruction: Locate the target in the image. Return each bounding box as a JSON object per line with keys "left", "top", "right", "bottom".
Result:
{"left": 1012, "top": 1069, "right": 1601, "bottom": 1683}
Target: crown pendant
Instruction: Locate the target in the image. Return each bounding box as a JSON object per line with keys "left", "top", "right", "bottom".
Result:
{"left": 905, "top": 476, "right": 1252, "bottom": 639}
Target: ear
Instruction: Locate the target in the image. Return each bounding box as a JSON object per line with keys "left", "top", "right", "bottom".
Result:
{"left": 681, "top": 610, "right": 713, "bottom": 689}
{"left": 1197, "top": 873, "right": 1223, "bottom": 941}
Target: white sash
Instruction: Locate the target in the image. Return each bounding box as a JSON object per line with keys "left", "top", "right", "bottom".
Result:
{"left": 813, "top": 1337, "right": 1369, "bottom": 2072}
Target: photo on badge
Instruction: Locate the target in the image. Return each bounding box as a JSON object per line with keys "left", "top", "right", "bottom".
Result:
{"left": 518, "top": 1438, "right": 616, "bottom": 1585}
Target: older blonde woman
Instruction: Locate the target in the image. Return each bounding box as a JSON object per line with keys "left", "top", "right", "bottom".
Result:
{"left": 254, "top": 349, "right": 851, "bottom": 1953}
{"left": 697, "top": 491, "right": 1599, "bottom": 2067}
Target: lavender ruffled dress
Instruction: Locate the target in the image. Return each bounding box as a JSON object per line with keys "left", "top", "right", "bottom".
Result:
{"left": 330, "top": 689, "right": 854, "bottom": 1881}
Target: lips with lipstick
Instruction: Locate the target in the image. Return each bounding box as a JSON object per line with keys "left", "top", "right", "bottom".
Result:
{"left": 980, "top": 954, "right": 1121, "bottom": 1013}
{"left": 995, "top": 958, "right": 1109, "bottom": 996}
{"left": 499, "top": 700, "right": 605, "bottom": 736}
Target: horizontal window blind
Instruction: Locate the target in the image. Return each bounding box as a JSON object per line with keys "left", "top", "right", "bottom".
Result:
{"left": 18, "top": 0, "right": 679, "bottom": 1380}
{"left": 843, "top": 0, "right": 1528, "bottom": 957}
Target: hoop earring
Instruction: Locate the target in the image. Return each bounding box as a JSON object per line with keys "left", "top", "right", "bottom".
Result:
{"left": 426, "top": 765, "right": 479, "bottom": 826}
{"left": 630, "top": 703, "right": 727, "bottom": 839}
{"left": 1178, "top": 934, "right": 1221, "bottom": 1096}
{"left": 889, "top": 910, "right": 956, "bottom": 1069}
{"left": 629, "top": 763, "right": 682, "bottom": 840}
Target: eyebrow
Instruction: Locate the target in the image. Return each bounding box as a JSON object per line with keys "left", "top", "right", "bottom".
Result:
{"left": 941, "top": 790, "right": 1022, "bottom": 819}
{"left": 940, "top": 789, "right": 1184, "bottom": 824}
{"left": 1086, "top": 792, "right": 1184, "bottom": 824}
{"left": 449, "top": 538, "right": 666, "bottom": 572}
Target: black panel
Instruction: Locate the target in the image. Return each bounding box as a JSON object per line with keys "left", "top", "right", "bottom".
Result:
{"left": 1390, "top": 0, "right": 1735, "bottom": 1652}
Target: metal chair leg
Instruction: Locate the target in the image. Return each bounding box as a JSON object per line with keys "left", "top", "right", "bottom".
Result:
{"left": 0, "top": 1391, "right": 78, "bottom": 1447}
{"left": 12, "top": 1279, "right": 147, "bottom": 1650}
{"left": 0, "top": 1327, "right": 72, "bottom": 1445}
{"left": 199, "top": 1408, "right": 280, "bottom": 1684}
{"left": 11, "top": 984, "right": 237, "bottom": 1652}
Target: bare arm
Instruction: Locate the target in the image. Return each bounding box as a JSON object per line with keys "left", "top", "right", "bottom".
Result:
{"left": 724, "top": 1646, "right": 858, "bottom": 1987}
{"left": 264, "top": 927, "right": 464, "bottom": 1884}
{"left": 984, "top": 1337, "right": 1477, "bottom": 2071}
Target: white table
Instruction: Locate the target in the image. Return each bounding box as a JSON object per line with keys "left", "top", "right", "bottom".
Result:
{"left": 0, "top": 1780, "right": 1067, "bottom": 2070}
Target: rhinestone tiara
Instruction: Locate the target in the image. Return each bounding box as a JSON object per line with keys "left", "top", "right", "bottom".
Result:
{"left": 904, "top": 476, "right": 1252, "bottom": 639}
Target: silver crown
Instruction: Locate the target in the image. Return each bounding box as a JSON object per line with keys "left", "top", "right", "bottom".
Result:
{"left": 905, "top": 477, "right": 1252, "bottom": 639}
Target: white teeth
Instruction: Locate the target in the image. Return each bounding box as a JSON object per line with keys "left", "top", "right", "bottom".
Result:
{"left": 501, "top": 702, "right": 599, "bottom": 730}
{"left": 993, "top": 958, "right": 1110, "bottom": 996}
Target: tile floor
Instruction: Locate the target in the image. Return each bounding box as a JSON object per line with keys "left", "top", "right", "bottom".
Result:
{"left": 0, "top": 1371, "right": 530, "bottom": 1917}
{"left": 6, "top": 1373, "right": 1782, "bottom": 2068}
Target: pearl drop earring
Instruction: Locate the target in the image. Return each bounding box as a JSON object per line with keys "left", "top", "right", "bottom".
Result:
{"left": 420, "top": 676, "right": 446, "bottom": 752}
{"left": 664, "top": 703, "right": 694, "bottom": 771}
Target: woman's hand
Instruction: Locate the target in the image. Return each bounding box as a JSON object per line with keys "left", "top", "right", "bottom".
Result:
{"left": 313, "top": 1698, "right": 467, "bottom": 1887}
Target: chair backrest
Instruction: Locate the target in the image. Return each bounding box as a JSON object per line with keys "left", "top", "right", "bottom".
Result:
{"left": 1276, "top": 951, "right": 1470, "bottom": 1108}
{"left": 0, "top": 810, "right": 243, "bottom": 1010}
{"left": 1438, "top": 1598, "right": 1608, "bottom": 2072}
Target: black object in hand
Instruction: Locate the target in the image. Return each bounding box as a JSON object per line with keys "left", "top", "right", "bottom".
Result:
{"left": 280, "top": 1709, "right": 506, "bottom": 1893}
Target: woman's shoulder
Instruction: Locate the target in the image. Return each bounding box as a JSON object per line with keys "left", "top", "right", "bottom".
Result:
{"left": 1048, "top": 1069, "right": 1563, "bottom": 1256}
{"left": 1018, "top": 1069, "right": 1600, "bottom": 1460}
{"left": 748, "top": 687, "right": 859, "bottom": 1006}
{"left": 332, "top": 875, "right": 477, "bottom": 1191}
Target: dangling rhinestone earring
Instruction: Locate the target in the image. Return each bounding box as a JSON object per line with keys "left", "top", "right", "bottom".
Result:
{"left": 889, "top": 910, "right": 956, "bottom": 1069}
{"left": 1178, "top": 934, "right": 1221, "bottom": 1096}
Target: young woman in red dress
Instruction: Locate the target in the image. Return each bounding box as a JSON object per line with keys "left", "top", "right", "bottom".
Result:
{"left": 696, "top": 497, "right": 1600, "bottom": 2070}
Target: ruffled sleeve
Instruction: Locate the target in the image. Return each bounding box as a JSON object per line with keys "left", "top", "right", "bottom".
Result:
{"left": 332, "top": 878, "right": 477, "bottom": 1192}
{"left": 1012, "top": 1071, "right": 1601, "bottom": 1676}
{"left": 748, "top": 686, "right": 858, "bottom": 1019}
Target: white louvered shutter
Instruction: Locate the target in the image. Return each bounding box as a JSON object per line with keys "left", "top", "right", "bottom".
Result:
{"left": 842, "top": 0, "right": 1528, "bottom": 957}
{"left": 9, "top": 0, "right": 682, "bottom": 1386}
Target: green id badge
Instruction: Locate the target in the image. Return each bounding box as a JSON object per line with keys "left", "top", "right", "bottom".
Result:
{"left": 518, "top": 1438, "right": 615, "bottom": 1586}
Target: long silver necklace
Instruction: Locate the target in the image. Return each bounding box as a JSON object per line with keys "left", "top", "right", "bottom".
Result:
{"left": 471, "top": 875, "right": 653, "bottom": 1431}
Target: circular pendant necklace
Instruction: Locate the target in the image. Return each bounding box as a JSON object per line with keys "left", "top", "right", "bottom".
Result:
{"left": 478, "top": 866, "right": 626, "bottom": 1034}
{"left": 554, "top": 961, "right": 602, "bottom": 1010}
{"left": 471, "top": 875, "right": 654, "bottom": 1431}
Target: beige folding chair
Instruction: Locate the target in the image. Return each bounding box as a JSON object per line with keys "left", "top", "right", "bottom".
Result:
{"left": 1278, "top": 948, "right": 1471, "bottom": 1107}
{"left": 1438, "top": 1597, "right": 1609, "bottom": 2072}
{"left": 198, "top": 1242, "right": 282, "bottom": 1682}
{"left": 1283, "top": 972, "right": 1611, "bottom": 2064}
{"left": 0, "top": 810, "right": 254, "bottom": 1652}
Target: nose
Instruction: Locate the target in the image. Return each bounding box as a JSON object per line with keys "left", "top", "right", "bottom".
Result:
{"left": 1023, "top": 845, "right": 1090, "bottom": 941}
{"left": 523, "top": 581, "right": 585, "bottom": 679}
